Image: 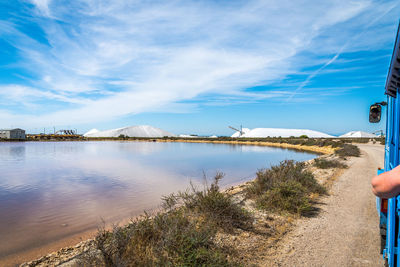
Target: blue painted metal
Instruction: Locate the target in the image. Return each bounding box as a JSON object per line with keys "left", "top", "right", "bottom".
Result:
{"left": 382, "top": 96, "right": 390, "bottom": 262}
{"left": 382, "top": 87, "right": 400, "bottom": 266}
{"left": 385, "top": 21, "right": 400, "bottom": 97}
{"left": 392, "top": 94, "right": 400, "bottom": 266}
{"left": 372, "top": 20, "right": 400, "bottom": 266}
{"left": 378, "top": 21, "right": 400, "bottom": 265}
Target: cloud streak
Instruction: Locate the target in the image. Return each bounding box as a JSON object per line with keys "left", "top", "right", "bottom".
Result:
{"left": 0, "top": 0, "right": 398, "bottom": 127}
{"left": 287, "top": 0, "right": 400, "bottom": 101}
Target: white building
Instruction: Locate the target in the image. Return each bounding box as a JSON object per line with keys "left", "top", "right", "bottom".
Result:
{"left": 0, "top": 128, "right": 26, "bottom": 139}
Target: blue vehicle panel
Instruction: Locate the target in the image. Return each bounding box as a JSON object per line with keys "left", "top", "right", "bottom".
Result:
{"left": 376, "top": 21, "right": 400, "bottom": 267}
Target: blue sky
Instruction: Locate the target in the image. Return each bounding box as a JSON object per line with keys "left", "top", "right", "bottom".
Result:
{"left": 0, "top": 0, "right": 399, "bottom": 136}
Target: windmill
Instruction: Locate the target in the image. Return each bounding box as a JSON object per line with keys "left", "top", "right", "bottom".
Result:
{"left": 229, "top": 125, "right": 244, "bottom": 137}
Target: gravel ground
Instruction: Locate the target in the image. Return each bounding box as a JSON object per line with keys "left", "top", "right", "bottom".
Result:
{"left": 267, "top": 144, "right": 385, "bottom": 267}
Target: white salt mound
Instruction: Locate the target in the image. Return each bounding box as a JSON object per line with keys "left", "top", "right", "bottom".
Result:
{"left": 83, "top": 129, "right": 100, "bottom": 137}
{"left": 231, "top": 128, "right": 333, "bottom": 138}
{"left": 339, "top": 131, "right": 378, "bottom": 138}
{"left": 231, "top": 128, "right": 251, "bottom": 137}
{"left": 84, "top": 125, "right": 176, "bottom": 138}
{"left": 179, "top": 134, "right": 198, "bottom": 138}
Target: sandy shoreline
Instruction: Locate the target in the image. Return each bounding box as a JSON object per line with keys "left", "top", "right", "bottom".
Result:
{"left": 1, "top": 230, "right": 96, "bottom": 267}
{"left": 2, "top": 140, "right": 335, "bottom": 267}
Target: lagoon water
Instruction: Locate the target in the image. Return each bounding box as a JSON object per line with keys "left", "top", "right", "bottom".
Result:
{"left": 0, "top": 141, "right": 317, "bottom": 262}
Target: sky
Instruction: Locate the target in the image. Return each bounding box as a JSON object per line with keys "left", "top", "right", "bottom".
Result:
{"left": 0, "top": 0, "right": 399, "bottom": 136}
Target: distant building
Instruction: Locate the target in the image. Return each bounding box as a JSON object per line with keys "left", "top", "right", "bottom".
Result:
{"left": 0, "top": 128, "right": 26, "bottom": 139}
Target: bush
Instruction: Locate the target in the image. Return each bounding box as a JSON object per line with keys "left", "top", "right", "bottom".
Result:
{"left": 86, "top": 174, "right": 249, "bottom": 266}
{"left": 299, "top": 135, "right": 308, "bottom": 138}
{"left": 335, "top": 144, "right": 360, "bottom": 157}
{"left": 246, "top": 160, "right": 326, "bottom": 215}
{"left": 301, "top": 139, "right": 318, "bottom": 146}
{"left": 257, "top": 180, "right": 312, "bottom": 214}
{"left": 93, "top": 210, "right": 232, "bottom": 267}
{"left": 163, "top": 173, "right": 252, "bottom": 231}
{"left": 313, "top": 158, "right": 347, "bottom": 169}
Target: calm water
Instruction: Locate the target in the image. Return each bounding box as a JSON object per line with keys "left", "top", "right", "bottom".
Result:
{"left": 0, "top": 141, "right": 317, "bottom": 259}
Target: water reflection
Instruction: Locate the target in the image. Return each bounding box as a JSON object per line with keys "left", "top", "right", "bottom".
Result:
{"left": 0, "top": 141, "right": 316, "bottom": 260}
{"left": 0, "top": 144, "right": 26, "bottom": 160}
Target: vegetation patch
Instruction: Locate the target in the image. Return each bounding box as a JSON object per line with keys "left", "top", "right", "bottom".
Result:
{"left": 313, "top": 158, "right": 347, "bottom": 169}
{"left": 163, "top": 173, "right": 252, "bottom": 231}
{"left": 83, "top": 174, "right": 248, "bottom": 266}
{"left": 246, "top": 160, "right": 326, "bottom": 215}
{"left": 334, "top": 144, "right": 361, "bottom": 157}
{"left": 92, "top": 210, "right": 234, "bottom": 267}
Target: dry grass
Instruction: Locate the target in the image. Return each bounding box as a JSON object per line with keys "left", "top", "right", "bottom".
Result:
{"left": 92, "top": 210, "right": 234, "bottom": 267}
{"left": 162, "top": 173, "right": 253, "bottom": 231}
{"left": 82, "top": 174, "right": 248, "bottom": 266}
{"left": 246, "top": 160, "right": 326, "bottom": 215}
{"left": 334, "top": 144, "right": 361, "bottom": 157}
{"left": 313, "top": 158, "right": 348, "bottom": 169}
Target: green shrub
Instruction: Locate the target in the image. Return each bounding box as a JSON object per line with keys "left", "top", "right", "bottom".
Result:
{"left": 313, "top": 158, "right": 347, "bottom": 169}
{"left": 93, "top": 210, "right": 233, "bottom": 267}
{"left": 246, "top": 160, "right": 326, "bottom": 215}
{"left": 163, "top": 173, "right": 252, "bottom": 231}
{"left": 301, "top": 139, "right": 318, "bottom": 146}
{"left": 86, "top": 174, "right": 249, "bottom": 266}
{"left": 257, "top": 180, "right": 312, "bottom": 214}
{"left": 299, "top": 135, "right": 308, "bottom": 138}
{"left": 334, "top": 144, "right": 360, "bottom": 157}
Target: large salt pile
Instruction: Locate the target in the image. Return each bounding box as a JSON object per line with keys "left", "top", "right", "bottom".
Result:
{"left": 231, "top": 128, "right": 333, "bottom": 138}
{"left": 231, "top": 128, "right": 251, "bottom": 137}
{"left": 178, "top": 134, "right": 198, "bottom": 138}
{"left": 84, "top": 125, "right": 176, "bottom": 138}
{"left": 83, "top": 129, "right": 99, "bottom": 136}
{"left": 339, "top": 131, "right": 378, "bottom": 138}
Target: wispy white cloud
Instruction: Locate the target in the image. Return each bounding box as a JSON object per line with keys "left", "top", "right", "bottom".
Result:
{"left": 30, "top": 0, "right": 52, "bottom": 17}
{"left": 0, "top": 0, "right": 398, "bottom": 127}
{"left": 287, "top": 0, "right": 400, "bottom": 100}
{"left": 0, "top": 85, "right": 89, "bottom": 106}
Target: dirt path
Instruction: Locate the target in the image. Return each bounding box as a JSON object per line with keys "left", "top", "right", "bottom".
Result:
{"left": 267, "top": 144, "right": 385, "bottom": 266}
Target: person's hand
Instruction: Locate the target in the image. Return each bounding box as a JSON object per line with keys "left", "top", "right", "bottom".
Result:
{"left": 372, "top": 165, "right": 400, "bottom": 198}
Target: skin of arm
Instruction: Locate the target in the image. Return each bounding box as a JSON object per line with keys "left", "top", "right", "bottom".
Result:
{"left": 372, "top": 165, "right": 400, "bottom": 198}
